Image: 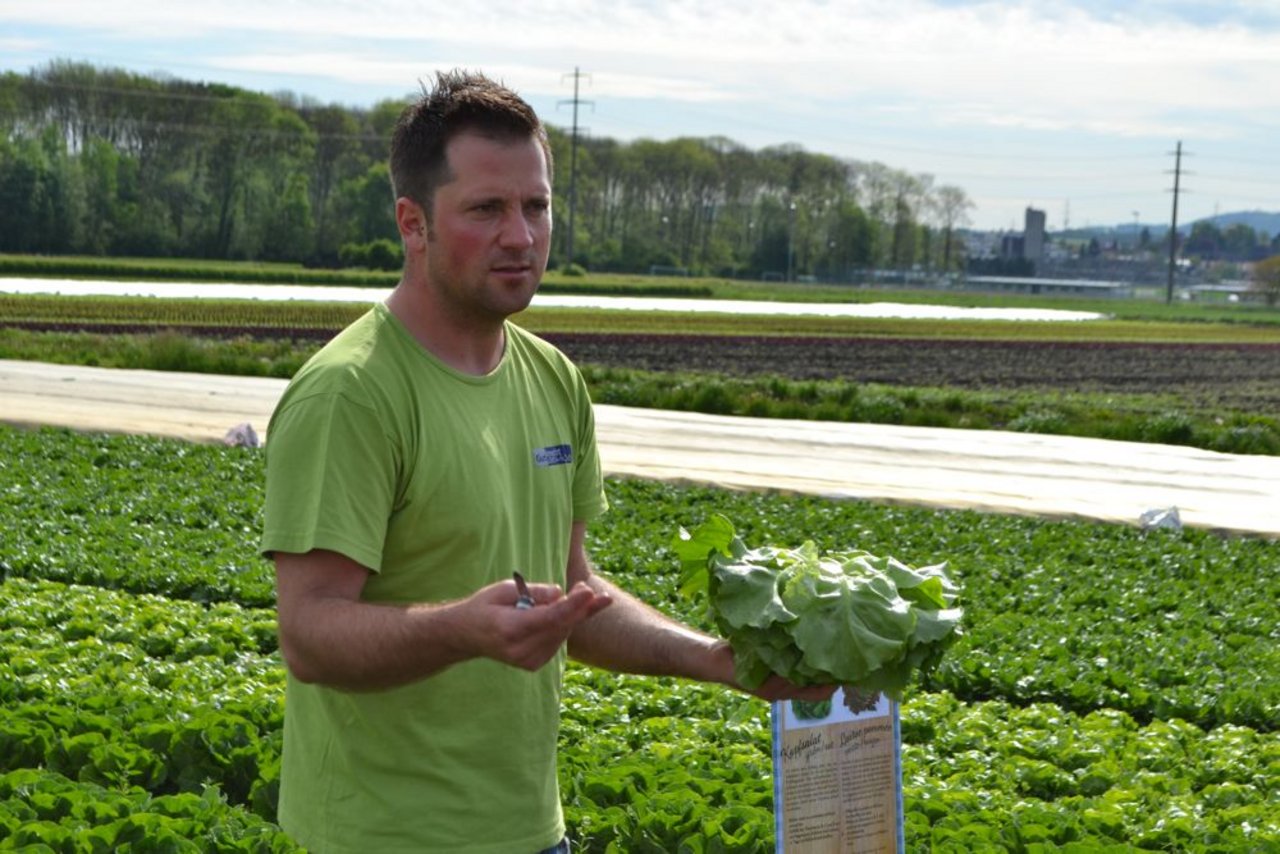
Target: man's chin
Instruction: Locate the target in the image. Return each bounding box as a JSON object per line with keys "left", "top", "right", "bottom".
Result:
{"left": 488, "top": 284, "right": 539, "bottom": 317}
{"left": 491, "top": 271, "right": 540, "bottom": 298}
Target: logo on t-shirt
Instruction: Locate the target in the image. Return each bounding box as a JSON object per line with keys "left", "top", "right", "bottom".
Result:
{"left": 533, "top": 444, "right": 574, "bottom": 467}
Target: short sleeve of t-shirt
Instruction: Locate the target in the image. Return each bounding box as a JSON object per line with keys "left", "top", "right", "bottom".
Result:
{"left": 261, "top": 381, "right": 399, "bottom": 572}
{"left": 569, "top": 369, "right": 608, "bottom": 523}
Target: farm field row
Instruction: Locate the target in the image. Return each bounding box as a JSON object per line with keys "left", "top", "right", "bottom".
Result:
{"left": 7, "top": 290, "right": 1280, "bottom": 343}
{"left": 5, "top": 323, "right": 1279, "bottom": 456}
{"left": 557, "top": 333, "right": 1280, "bottom": 415}
{"left": 1, "top": 424, "right": 1276, "bottom": 850}
{"left": 6, "top": 291, "right": 1280, "bottom": 404}
{"left": 4, "top": 276, "right": 1280, "bottom": 458}
{"left": 5, "top": 252, "right": 1280, "bottom": 326}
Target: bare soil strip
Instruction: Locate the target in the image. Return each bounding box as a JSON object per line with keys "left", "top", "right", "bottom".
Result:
{"left": 541, "top": 333, "right": 1280, "bottom": 411}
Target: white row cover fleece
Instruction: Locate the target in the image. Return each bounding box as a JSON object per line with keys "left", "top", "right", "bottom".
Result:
{"left": 2, "top": 359, "right": 1276, "bottom": 538}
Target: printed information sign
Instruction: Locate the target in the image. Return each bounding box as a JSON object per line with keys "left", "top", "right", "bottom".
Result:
{"left": 772, "top": 687, "right": 904, "bottom": 853}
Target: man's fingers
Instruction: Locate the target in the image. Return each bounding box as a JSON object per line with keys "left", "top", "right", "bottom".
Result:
{"left": 791, "top": 683, "right": 838, "bottom": 701}
{"left": 504, "top": 580, "right": 610, "bottom": 617}
{"left": 542, "top": 583, "right": 611, "bottom": 625}
{"left": 752, "top": 675, "right": 838, "bottom": 702}
{"left": 490, "top": 582, "right": 611, "bottom": 671}
{"left": 522, "top": 581, "right": 565, "bottom": 607}
{"left": 582, "top": 591, "right": 613, "bottom": 619}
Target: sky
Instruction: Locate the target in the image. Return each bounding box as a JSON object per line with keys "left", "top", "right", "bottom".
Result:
{"left": 3, "top": 0, "right": 1279, "bottom": 233}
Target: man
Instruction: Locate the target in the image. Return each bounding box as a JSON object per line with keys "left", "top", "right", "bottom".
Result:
{"left": 261, "top": 69, "right": 831, "bottom": 853}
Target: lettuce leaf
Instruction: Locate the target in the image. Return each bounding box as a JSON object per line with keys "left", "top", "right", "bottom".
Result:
{"left": 674, "top": 514, "right": 964, "bottom": 700}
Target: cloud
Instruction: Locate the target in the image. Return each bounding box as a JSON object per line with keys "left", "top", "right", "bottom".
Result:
{"left": 0, "top": 36, "right": 46, "bottom": 51}
{"left": 5, "top": 1, "right": 1279, "bottom": 142}
{"left": 4, "top": 0, "right": 1276, "bottom": 231}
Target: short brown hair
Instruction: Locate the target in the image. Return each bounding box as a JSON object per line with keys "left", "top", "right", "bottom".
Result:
{"left": 389, "top": 69, "right": 553, "bottom": 215}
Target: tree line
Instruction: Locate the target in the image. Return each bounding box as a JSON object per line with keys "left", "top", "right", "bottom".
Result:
{"left": 1181, "top": 220, "right": 1279, "bottom": 263}
{"left": 0, "top": 61, "right": 975, "bottom": 279}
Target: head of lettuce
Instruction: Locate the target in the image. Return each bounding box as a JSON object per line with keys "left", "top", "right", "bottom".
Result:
{"left": 673, "top": 514, "right": 964, "bottom": 701}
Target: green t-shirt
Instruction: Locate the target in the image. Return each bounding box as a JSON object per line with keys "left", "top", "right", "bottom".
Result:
{"left": 261, "top": 303, "right": 608, "bottom": 854}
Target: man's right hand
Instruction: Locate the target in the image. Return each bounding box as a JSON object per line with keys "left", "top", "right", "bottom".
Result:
{"left": 275, "top": 549, "right": 612, "bottom": 691}
{"left": 462, "top": 578, "right": 612, "bottom": 671}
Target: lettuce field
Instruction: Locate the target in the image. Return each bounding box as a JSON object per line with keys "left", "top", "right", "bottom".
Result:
{"left": 1, "top": 423, "right": 1277, "bottom": 852}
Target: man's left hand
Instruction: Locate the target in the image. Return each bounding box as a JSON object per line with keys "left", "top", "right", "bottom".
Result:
{"left": 708, "top": 640, "right": 837, "bottom": 702}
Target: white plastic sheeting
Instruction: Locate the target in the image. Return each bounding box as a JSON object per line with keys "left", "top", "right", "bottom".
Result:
{"left": 595, "top": 407, "right": 1279, "bottom": 537}
{"left": 2, "top": 359, "right": 1276, "bottom": 538}
{"left": 0, "top": 278, "right": 1105, "bottom": 321}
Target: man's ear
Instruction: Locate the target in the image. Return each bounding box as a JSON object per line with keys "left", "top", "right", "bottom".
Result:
{"left": 396, "top": 197, "right": 429, "bottom": 244}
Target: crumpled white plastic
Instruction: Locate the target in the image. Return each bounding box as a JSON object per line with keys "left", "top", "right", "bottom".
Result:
{"left": 222, "top": 422, "right": 260, "bottom": 448}
{"left": 1139, "top": 506, "right": 1182, "bottom": 531}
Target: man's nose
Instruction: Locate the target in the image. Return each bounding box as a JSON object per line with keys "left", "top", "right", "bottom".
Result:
{"left": 498, "top": 210, "right": 535, "bottom": 248}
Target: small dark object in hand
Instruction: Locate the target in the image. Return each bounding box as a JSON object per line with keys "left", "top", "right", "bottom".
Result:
{"left": 513, "top": 571, "right": 535, "bottom": 609}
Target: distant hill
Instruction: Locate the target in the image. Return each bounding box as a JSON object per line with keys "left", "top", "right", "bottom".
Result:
{"left": 1190, "top": 210, "right": 1280, "bottom": 238}
{"left": 1054, "top": 210, "right": 1280, "bottom": 241}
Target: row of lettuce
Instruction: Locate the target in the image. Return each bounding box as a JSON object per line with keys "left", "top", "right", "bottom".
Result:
{"left": 1, "top": 424, "right": 1277, "bottom": 850}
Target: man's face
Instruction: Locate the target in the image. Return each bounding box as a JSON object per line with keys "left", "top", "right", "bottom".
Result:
{"left": 423, "top": 131, "right": 552, "bottom": 323}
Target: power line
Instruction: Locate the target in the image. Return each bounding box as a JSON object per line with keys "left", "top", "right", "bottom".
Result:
{"left": 589, "top": 98, "right": 1159, "bottom": 163}
{"left": 19, "top": 76, "right": 256, "bottom": 105}
{"left": 8, "top": 77, "right": 388, "bottom": 141}
{"left": 557, "top": 67, "right": 593, "bottom": 267}
{"left": 1191, "top": 171, "right": 1280, "bottom": 187}
{"left": 1166, "top": 140, "right": 1190, "bottom": 304}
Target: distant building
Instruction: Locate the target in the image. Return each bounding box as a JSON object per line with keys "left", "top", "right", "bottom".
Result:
{"left": 1000, "top": 233, "right": 1025, "bottom": 260}
{"left": 999, "top": 207, "right": 1046, "bottom": 274}
{"left": 1024, "top": 207, "right": 1046, "bottom": 267}
{"left": 962, "top": 276, "right": 1133, "bottom": 298}
{"left": 964, "top": 230, "right": 1002, "bottom": 259}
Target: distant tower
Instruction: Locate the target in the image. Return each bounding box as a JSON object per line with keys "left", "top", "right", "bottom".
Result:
{"left": 1024, "top": 207, "right": 1046, "bottom": 271}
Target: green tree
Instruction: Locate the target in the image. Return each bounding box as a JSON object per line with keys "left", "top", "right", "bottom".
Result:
{"left": 0, "top": 60, "right": 981, "bottom": 275}
{"left": 261, "top": 172, "right": 316, "bottom": 261}
{"left": 301, "top": 105, "right": 369, "bottom": 263}
{"left": 1222, "top": 223, "right": 1263, "bottom": 261}
{"left": 934, "top": 185, "right": 973, "bottom": 272}
{"left": 822, "top": 200, "right": 874, "bottom": 277}
{"left": 78, "top": 137, "right": 123, "bottom": 254}
{"left": 1184, "top": 221, "right": 1224, "bottom": 259}
{"left": 335, "top": 162, "right": 396, "bottom": 245}
{"left": 1252, "top": 255, "right": 1280, "bottom": 307}
{"left": 42, "top": 126, "right": 89, "bottom": 254}
{"left": 0, "top": 129, "right": 84, "bottom": 254}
